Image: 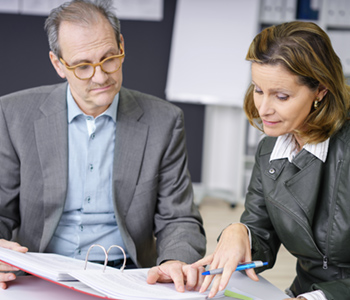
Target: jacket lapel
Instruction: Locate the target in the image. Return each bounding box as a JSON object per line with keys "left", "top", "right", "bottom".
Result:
{"left": 265, "top": 149, "right": 323, "bottom": 228}
{"left": 34, "top": 83, "right": 69, "bottom": 252}
{"left": 284, "top": 150, "right": 323, "bottom": 224}
{"left": 111, "top": 88, "right": 148, "bottom": 264}
{"left": 112, "top": 88, "right": 148, "bottom": 218}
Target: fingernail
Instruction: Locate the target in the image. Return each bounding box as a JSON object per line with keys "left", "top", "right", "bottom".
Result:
{"left": 208, "top": 291, "right": 214, "bottom": 298}
{"left": 219, "top": 284, "right": 224, "bottom": 291}
{"left": 8, "top": 274, "right": 15, "bottom": 281}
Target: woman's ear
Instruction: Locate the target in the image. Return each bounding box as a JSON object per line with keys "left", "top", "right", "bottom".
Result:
{"left": 317, "top": 85, "right": 328, "bottom": 102}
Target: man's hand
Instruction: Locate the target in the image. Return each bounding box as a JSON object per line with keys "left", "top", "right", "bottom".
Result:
{"left": 0, "top": 239, "right": 28, "bottom": 289}
{"left": 147, "top": 260, "right": 205, "bottom": 293}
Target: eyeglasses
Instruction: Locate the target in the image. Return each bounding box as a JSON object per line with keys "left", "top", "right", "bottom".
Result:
{"left": 59, "top": 46, "right": 125, "bottom": 80}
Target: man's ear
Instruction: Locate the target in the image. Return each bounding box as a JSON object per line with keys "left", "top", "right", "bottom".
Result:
{"left": 49, "top": 51, "right": 66, "bottom": 79}
{"left": 120, "top": 34, "right": 125, "bottom": 63}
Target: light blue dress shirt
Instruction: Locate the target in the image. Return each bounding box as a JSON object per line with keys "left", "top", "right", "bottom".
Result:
{"left": 46, "top": 86, "right": 129, "bottom": 262}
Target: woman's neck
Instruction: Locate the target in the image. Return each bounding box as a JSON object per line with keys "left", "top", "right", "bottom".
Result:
{"left": 293, "top": 135, "right": 305, "bottom": 153}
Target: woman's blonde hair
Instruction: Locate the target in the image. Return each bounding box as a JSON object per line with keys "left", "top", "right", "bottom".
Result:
{"left": 244, "top": 21, "right": 350, "bottom": 143}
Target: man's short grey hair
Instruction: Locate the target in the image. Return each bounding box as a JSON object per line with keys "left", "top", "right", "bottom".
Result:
{"left": 44, "top": 0, "right": 121, "bottom": 58}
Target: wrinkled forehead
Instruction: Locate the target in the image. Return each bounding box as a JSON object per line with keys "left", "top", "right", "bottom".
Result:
{"left": 58, "top": 18, "right": 118, "bottom": 61}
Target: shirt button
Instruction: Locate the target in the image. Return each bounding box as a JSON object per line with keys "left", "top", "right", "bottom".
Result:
{"left": 80, "top": 225, "right": 84, "bottom": 231}
{"left": 86, "top": 196, "right": 91, "bottom": 203}
{"left": 87, "top": 116, "right": 93, "bottom": 121}
{"left": 89, "top": 164, "right": 93, "bottom": 171}
{"left": 91, "top": 133, "right": 95, "bottom": 139}
{"left": 269, "top": 168, "right": 276, "bottom": 174}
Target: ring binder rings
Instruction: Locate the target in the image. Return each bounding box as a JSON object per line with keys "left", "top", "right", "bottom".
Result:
{"left": 84, "top": 244, "right": 127, "bottom": 272}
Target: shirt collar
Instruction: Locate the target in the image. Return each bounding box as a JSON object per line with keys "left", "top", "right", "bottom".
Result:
{"left": 66, "top": 85, "right": 119, "bottom": 123}
{"left": 270, "top": 133, "right": 329, "bottom": 163}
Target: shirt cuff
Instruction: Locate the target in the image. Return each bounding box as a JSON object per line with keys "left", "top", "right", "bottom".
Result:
{"left": 298, "top": 290, "right": 327, "bottom": 300}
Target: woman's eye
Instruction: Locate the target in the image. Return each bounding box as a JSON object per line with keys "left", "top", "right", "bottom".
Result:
{"left": 277, "top": 94, "right": 289, "bottom": 100}
{"left": 254, "top": 89, "right": 263, "bottom": 94}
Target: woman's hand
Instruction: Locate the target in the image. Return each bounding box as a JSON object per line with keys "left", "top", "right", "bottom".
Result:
{"left": 191, "top": 223, "right": 258, "bottom": 298}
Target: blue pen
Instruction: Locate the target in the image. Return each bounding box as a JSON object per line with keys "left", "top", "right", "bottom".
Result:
{"left": 202, "top": 261, "right": 268, "bottom": 275}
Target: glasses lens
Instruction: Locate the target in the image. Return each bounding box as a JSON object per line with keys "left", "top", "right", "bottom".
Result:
{"left": 102, "top": 57, "right": 121, "bottom": 73}
{"left": 74, "top": 64, "right": 94, "bottom": 80}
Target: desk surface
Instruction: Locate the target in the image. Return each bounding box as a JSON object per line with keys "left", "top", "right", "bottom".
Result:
{"left": 1, "top": 276, "right": 100, "bottom": 300}
{"left": 1, "top": 274, "right": 287, "bottom": 300}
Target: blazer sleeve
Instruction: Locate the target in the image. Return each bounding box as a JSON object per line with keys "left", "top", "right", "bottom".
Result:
{"left": 153, "top": 109, "right": 206, "bottom": 265}
{"left": 0, "top": 99, "right": 21, "bottom": 240}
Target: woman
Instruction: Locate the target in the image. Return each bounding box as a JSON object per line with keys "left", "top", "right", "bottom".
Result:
{"left": 193, "top": 21, "right": 350, "bottom": 300}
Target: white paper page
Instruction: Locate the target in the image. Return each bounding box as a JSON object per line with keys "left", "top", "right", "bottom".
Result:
{"left": 69, "top": 268, "right": 226, "bottom": 300}
{"left": 60, "top": 280, "right": 108, "bottom": 297}
{"left": 0, "top": 247, "right": 112, "bottom": 281}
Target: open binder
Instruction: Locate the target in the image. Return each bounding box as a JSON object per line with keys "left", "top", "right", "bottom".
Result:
{"left": 0, "top": 246, "right": 210, "bottom": 299}
{"left": 0, "top": 244, "right": 127, "bottom": 298}
{"left": 0, "top": 246, "right": 287, "bottom": 299}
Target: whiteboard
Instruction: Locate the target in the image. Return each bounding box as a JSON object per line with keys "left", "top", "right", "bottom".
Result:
{"left": 166, "top": 0, "right": 260, "bottom": 106}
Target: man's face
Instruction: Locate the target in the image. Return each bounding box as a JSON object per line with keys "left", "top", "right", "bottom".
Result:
{"left": 50, "top": 17, "right": 124, "bottom": 117}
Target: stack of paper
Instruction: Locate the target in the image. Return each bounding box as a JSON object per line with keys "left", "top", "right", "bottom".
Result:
{"left": 0, "top": 247, "right": 287, "bottom": 299}
{"left": 0, "top": 247, "right": 111, "bottom": 281}
{"left": 69, "top": 268, "right": 215, "bottom": 300}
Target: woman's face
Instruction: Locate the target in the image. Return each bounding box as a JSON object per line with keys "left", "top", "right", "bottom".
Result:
{"left": 251, "top": 63, "right": 319, "bottom": 143}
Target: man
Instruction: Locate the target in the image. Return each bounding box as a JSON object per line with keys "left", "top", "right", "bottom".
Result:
{"left": 0, "top": 0, "right": 206, "bottom": 292}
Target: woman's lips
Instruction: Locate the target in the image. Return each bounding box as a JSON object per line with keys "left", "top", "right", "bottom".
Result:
{"left": 262, "top": 119, "right": 280, "bottom": 126}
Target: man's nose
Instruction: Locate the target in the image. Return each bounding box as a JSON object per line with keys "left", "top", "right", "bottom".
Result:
{"left": 91, "top": 65, "right": 109, "bottom": 83}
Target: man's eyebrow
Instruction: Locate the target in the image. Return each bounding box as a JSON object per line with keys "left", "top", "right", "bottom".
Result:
{"left": 70, "top": 58, "right": 91, "bottom": 65}
{"left": 69, "top": 48, "right": 119, "bottom": 65}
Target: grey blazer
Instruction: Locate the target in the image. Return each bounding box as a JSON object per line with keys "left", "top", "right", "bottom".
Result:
{"left": 0, "top": 83, "right": 206, "bottom": 267}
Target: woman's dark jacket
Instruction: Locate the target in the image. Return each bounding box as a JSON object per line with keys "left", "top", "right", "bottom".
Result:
{"left": 241, "top": 121, "right": 350, "bottom": 299}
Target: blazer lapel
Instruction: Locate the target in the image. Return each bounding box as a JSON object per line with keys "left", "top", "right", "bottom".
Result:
{"left": 265, "top": 149, "right": 323, "bottom": 228}
{"left": 112, "top": 88, "right": 149, "bottom": 218}
{"left": 34, "top": 83, "right": 69, "bottom": 252}
{"left": 111, "top": 88, "right": 148, "bottom": 263}
{"left": 284, "top": 150, "right": 323, "bottom": 224}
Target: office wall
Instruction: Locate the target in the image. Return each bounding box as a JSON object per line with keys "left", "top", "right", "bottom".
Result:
{"left": 0, "top": 0, "right": 204, "bottom": 182}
